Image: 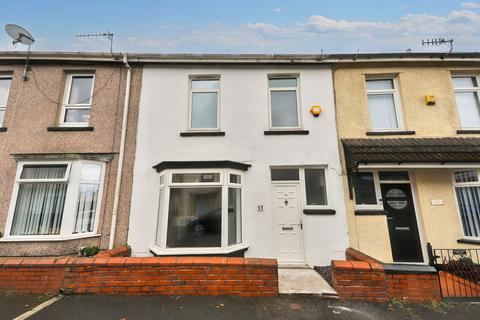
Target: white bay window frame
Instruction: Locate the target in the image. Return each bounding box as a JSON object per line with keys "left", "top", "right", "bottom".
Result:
{"left": 2, "top": 160, "right": 105, "bottom": 241}
{"left": 451, "top": 169, "right": 480, "bottom": 240}
{"left": 188, "top": 76, "right": 221, "bottom": 131}
{"left": 152, "top": 168, "right": 246, "bottom": 255}
{"left": 60, "top": 73, "right": 95, "bottom": 127}
{"left": 268, "top": 74, "right": 302, "bottom": 130}
{"left": 365, "top": 76, "right": 404, "bottom": 131}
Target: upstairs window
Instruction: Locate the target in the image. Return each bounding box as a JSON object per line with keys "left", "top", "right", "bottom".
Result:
{"left": 366, "top": 78, "right": 403, "bottom": 130}
{"left": 452, "top": 76, "right": 480, "bottom": 129}
{"left": 268, "top": 77, "right": 300, "bottom": 129}
{"left": 0, "top": 76, "right": 12, "bottom": 127}
{"left": 189, "top": 78, "right": 220, "bottom": 130}
{"left": 60, "top": 74, "right": 94, "bottom": 127}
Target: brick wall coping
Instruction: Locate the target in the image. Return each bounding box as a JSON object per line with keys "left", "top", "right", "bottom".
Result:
{"left": 332, "top": 260, "right": 384, "bottom": 271}
{"left": 345, "top": 247, "right": 381, "bottom": 263}
{"left": 383, "top": 263, "right": 437, "bottom": 274}
{"left": 0, "top": 256, "right": 277, "bottom": 268}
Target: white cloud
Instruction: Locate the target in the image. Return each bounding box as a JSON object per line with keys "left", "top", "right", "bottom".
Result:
{"left": 273, "top": 8, "right": 283, "bottom": 13}
{"left": 462, "top": 2, "right": 480, "bottom": 9}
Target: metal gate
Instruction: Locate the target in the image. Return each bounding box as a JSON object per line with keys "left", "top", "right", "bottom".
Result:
{"left": 428, "top": 244, "right": 480, "bottom": 297}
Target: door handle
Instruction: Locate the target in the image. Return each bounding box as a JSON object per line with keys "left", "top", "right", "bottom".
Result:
{"left": 387, "top": 217, "right": 393, "bottom": 220}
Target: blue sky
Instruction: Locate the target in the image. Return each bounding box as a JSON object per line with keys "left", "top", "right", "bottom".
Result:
{"left": 1, "top": 0, "right": 480, "bottom": 54}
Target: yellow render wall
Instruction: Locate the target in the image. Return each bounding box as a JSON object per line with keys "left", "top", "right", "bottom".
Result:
{"left": 334, "top": 66, "right": 474, "bottom": 138}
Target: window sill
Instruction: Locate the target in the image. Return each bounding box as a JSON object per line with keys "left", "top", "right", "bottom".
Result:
{"left": 354, "top": 209, "right": 386, "bottom": 216}
{"left": 457, "top": 238, "right": 480, "bottom": 245}
{"left": 0, "top": 127, "right": 6, "bottom": 132}
{"left": 366, "top": 130, "right": 415, "bottom": 136}
{"left": 457, "top": 130, "right": 480, "bottom": 134}
{"left": 303, "top": 209, "right": 336, "bottom": 215}
{"left": 0, "top": 233, "right": 101, "bottom": 242}
{"left": 47, "top": 127, "right": 94, "bottom": 132}
{"left": 149, "top": 244, "right": 249, "bottom": 256}
{"left": 264, "top": 130, "right": 309, "bottom": 135}
{"left": 180, "top": 131, "right": 225, "bottom": 137}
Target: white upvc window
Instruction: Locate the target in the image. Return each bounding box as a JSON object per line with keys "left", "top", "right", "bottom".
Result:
{"left": 0, "top": 75, "right": 13, "bottom": 127}
{"left": 270, "top": 167, "right": 329, "bottom": 208}
{"left": 60, "top": 73, "right": 95, "bottom": 127}
{"left": 365, "top": 77, "right": 403, "bottom": 131}
{"left": 452, "top": 75, "right": 480, "bottom": 129}
{"left": 452, "top": 170, "right": 480, "bottom": 239}
{"left": 153, "top": 169, "right": 245, "bottom": 255}
{"left": 188, "top": 77, "right": 220, "bottom": 131}
{"left": 268, "top": 75, "right": 301, "bottom": 129}
{"left": 3, "top": 160, "right": 105, "bottom": 241}
{"left": 352, "top": 171, "right": 410, "bottom": 210}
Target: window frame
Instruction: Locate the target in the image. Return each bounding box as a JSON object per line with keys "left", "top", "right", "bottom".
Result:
{"left": 188, "top": 75, "right": 221, "bottom": 131}
{"left": 59, "top": 73, "right": 95, "bottom": 127}
{"left": 451, "top": 75, "right": 480, "bottom": 129}
{"left": 2, "top": 160, "right": 105, "bottom": 241}
{"left": 268, "top": 74, "right": 302, "bottom": 130}
{"left": 153, "top": 168, "right": 246, "bottom": 255}
{"left": 451, "top": 169, "right": 480, "bottom": 240}
{"left": 270, "top": 166, "right": 330, "bottom": 209}
{"left": 353, "top": 170, "right": 411, "bottom": 210}
{"left": 365, "top": 76, "right": 404, "bottom": 132}
{"left": 0, "top": 75, "right": 13, "bottom": 127}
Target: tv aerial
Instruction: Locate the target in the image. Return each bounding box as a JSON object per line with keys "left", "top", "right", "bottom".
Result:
{"left": 422, "top": 38, "right": 454, "bottom": 56}
{"left": 75, "top": 32, "right": 114, "bottom": 54}
{"left": 5, "top": 24, "right": 35, "bottom": 81}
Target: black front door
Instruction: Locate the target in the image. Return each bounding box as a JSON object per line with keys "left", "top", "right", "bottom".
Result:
{"left": 380, "top": 183, "right": 423, "bottom": 263}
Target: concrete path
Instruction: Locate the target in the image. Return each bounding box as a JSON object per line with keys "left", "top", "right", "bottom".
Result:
{"left": 278, "top": 268, "right": 338, "bottom": 297}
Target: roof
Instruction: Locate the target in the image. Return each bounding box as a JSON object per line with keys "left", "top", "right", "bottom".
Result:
{"left": 342, "top": 138, "right": 480, "bottom": 168}
{"left": 0, "top": 51, "right": 480, "bottom": 64}
{"left": 153, "top": 160, "right": 251, "bottom": 172}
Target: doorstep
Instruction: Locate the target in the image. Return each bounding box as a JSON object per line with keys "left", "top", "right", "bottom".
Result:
{"left": 278, "top": 268, "right": 338, "bottom": 297}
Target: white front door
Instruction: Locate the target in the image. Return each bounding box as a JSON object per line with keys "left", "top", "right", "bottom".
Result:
{"left": 273, "top": 185, "right": 305, "bottom": 264}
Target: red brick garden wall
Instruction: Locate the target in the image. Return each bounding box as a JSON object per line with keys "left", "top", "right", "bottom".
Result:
{"left": 332, "top": 260, "right": 441, "bottom": 302}
{"left": 0, "top": 256, "right": 278, "bottom": 296}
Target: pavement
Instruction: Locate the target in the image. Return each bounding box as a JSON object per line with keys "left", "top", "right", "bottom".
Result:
{"left": 278, "top": 268, "right": 338, "bottom": 297}
{"left": 2, "top": 293, "right": 480, "bottom": 320}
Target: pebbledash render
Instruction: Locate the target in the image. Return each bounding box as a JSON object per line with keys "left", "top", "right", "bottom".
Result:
{"left": 0, "top": 52, "right": 141, "bottom": 256}
{"left": 127, "top": 54, "right": 349, "bottom": 266}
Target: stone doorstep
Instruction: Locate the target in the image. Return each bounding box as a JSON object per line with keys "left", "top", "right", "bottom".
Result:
{"left": 278, "top": 268, "right": 338, "bottom": 297}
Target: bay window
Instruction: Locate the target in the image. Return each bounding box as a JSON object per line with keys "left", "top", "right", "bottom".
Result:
{"left": 4, "top": 160, "right": 105, "bottom": 240}
{"left": 154, "top": 169, "right": 244, "bottom": 254}
{"left": 453, "top": 170, "right": 480, "bottom": 239}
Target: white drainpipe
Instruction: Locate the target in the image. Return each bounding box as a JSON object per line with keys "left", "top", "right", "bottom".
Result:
{"left": 109, "top": 54, "right": 131, "bottom": 249}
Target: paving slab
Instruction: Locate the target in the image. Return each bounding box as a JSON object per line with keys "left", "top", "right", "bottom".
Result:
{"left": 278, "top": 268, "right": 338, "bottom": 296}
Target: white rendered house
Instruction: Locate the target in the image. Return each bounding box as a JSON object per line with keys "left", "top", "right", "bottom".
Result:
{"left": 128, "top": 55, "right": 349, "bottom": 266}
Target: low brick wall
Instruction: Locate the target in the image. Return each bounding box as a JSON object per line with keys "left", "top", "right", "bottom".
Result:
{"left": 0, "top": 257, "right": 278, "bottom": 297}
{"left": 332, "top": 260, "right": 441, "bottom": 302}
{"left": 345, "top": 247, "right": 380, "bottom": 264}
{"left": 95, "top": 245, "right": 131, "bottom": 258}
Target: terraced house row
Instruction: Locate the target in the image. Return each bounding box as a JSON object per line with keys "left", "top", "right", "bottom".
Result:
{"left": 0, "top": 51, "right": 479, "bottom": 274}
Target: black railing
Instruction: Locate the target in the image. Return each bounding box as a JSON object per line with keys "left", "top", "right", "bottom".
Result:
{"left": 427, "top": 243, "right": 480, "bottom": 297}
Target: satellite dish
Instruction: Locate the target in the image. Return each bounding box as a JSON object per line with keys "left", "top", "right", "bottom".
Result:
{"left": 5, "top": 24, "right": 35, "bottom": 46}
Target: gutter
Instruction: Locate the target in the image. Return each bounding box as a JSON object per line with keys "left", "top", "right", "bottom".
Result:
{"left": 108, "top": 54, "right": 132, "bottom": 250}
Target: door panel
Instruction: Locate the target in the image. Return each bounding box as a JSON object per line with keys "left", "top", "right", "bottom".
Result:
{"left": 273, "top": 185, "right": 304, "bottom": 263}
{"left": 380, "top": 183, "right": 423, "bottom": 263}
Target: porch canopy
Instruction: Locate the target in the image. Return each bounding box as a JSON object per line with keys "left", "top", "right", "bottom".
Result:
{"left": 342, "top": 137, "right": 480, "bottom": 197}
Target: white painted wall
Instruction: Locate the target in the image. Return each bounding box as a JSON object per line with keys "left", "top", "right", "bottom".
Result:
{"left": 128, "top": 65, "right": 349, "bottom": 266}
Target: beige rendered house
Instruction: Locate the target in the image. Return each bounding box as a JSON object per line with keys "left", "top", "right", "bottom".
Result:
{"left": 334, "top": 52, "right": 480, "bottom": 263}
{"left": 0, "top": 52, "right": 141, "bottom": 256}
